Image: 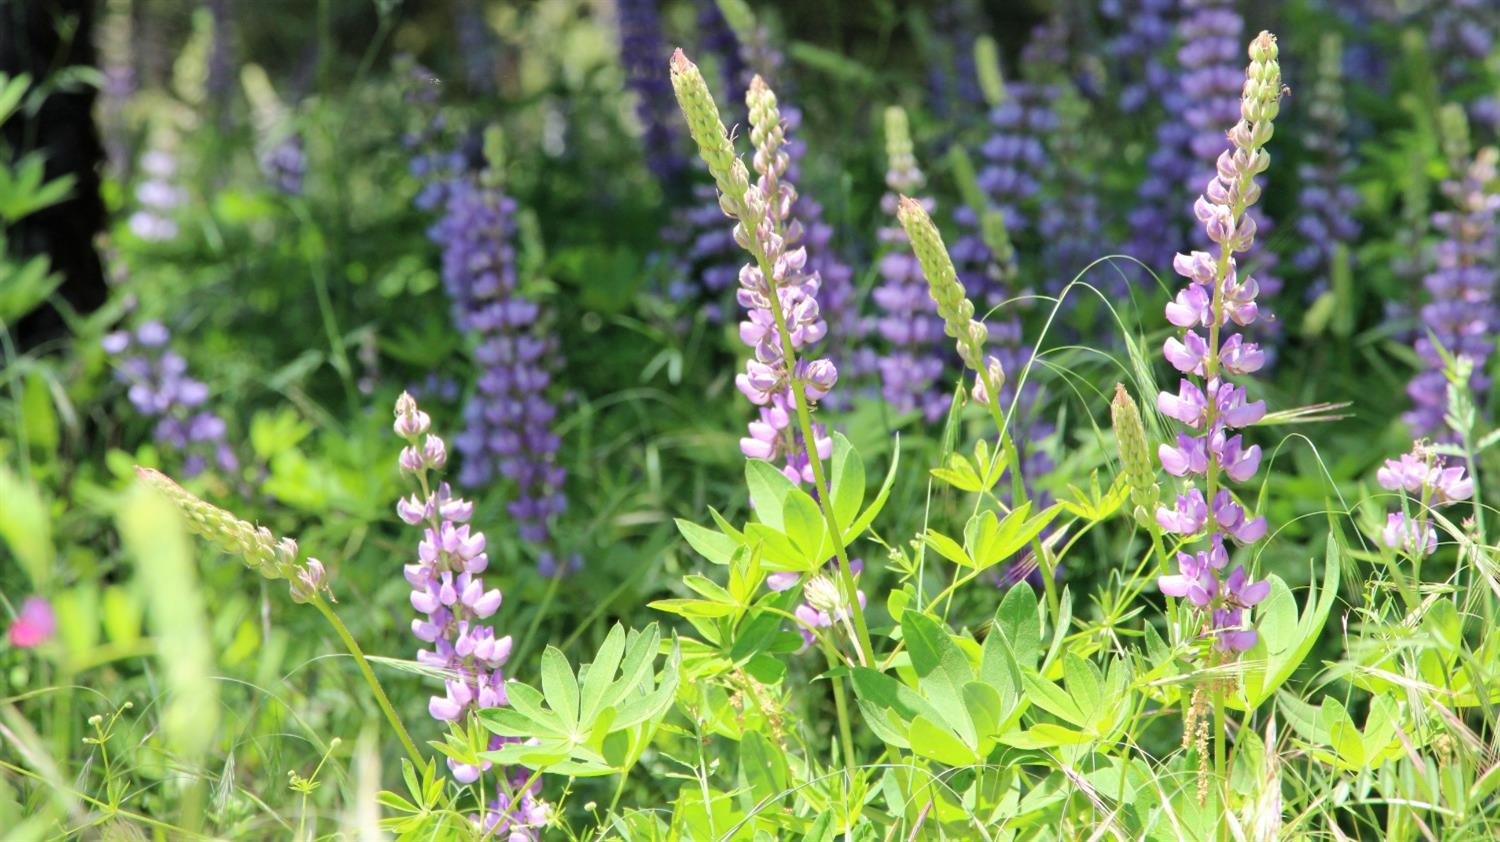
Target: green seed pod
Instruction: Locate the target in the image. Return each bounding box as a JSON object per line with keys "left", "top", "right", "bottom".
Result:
{"left": 1110, "top": 384, "right": 1159, "bottom": 525}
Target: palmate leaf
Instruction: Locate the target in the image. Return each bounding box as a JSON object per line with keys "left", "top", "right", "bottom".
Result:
{"left": 478, "top": 623, "right": 679, "bottom": 778}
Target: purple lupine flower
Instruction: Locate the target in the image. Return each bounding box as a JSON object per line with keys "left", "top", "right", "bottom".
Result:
{"left": 1177, "top": 0, "right": 1282, "bottom": 325}
{"left": 1102, "top": 0, "right": 1177, "bottom": 114}
{"left": 1428, "top": 0, "right": 1500, "bottom": 131}
{"left": 1292, "top": 34, "right": 1360, "bottom": 299}
{"left": 726, "top": 77, "right": 839, "bottom": 486}
{"left": 1375, "top": 441, "right": 1473, "bottom": 558}
{"left": 977, "top": 78, "right": 1053, "bottom": 255}
{"left": 103, "top": 323, "right": 237, "bottom": 478}
{"left": 663, "top": 104, "right": 855, "bottom": 351}
{"left": 1382, "top": 512, "right": 1438, "bottom": 557}
{"left": 926, "top": 0, "right": 987, "bottom": 123}
{"left": 391, "top": 394, "right": 550, "bottom": 836}
{"left": 128, "top": 146, "right": 185, "bottom": 242}
{"left": 873, "top": 108, "right": 948, "bottom": 422}
{"left": 1405, "top": 148, "right": 1499, "bottom": 438}
{"left": 615, "top": 0, "right": 689, "bottom": 183}
{"left": 771, "top": 558, "right": 866, "bottom": 649}
{"left": 7, "top": 596, "right": 56, "bottom": 649}
{"left": 1154, "top": 32, "right": 1281, "bottom": 656}
{"left": 260, "top": 135, "right": 306, "bottom": 195}
{"left": 422, "top": 150, "right": 572, "bottom": 573}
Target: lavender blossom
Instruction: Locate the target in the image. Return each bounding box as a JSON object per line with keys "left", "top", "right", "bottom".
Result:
{"left": 1428, "top": 0, "right": 1500, "bottom": 131}
{"left": 873, "top": 107, "right": 947, "bottom": 422}
{"left": 1154, "top": 32, "right": 1281, "bottom": 656}
{"left": 670, "top": 53, "right": 840, "bottom": 486}
{"left": 423, "top": 143, "right": 572, "bottom": 573}
{"left": 616, "top": 0, "right": 688, "bottom": 183}
{"left": 977, "top": 74, "right": 1053, "bottom": 255}
{"left": 392, "top": 394, "right": 550, "bottom": 835}
{"left": 103, "top": 322, "right": 237, "bottom": 478}
{"left": 1405, "top": 147, "right": 1499, "bottom": 438}
{"left": 128, "top": 145, "right": 185, "bottom": 242}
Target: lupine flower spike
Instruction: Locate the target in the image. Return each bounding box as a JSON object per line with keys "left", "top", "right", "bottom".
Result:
{"left": 391, "top": 393, "right": 550, "bottom": 836}
{"left": 671, "top": 50, "right": 838, "bottom": 486}
{"left": 1153, "top": 32, "right": 1280, "bottom": 656}
{"left": 421, "top": 130, "right": 573, "bottom": 575}
{"left": 1405, "top": 140, "right": 1498, "bottom": 439}
{"left": 873, "top": 106, "right": 947, "bottom": 422}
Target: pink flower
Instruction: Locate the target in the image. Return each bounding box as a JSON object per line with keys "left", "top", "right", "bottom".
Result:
{"left": 8, "top": 597, "right": 55, "bottom": 649}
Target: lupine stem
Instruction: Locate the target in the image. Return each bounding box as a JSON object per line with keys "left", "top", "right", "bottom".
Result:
{"left": 819, "top": 636, "right": 860, "bottom": 787}
{"left": 310, "top": 597, "right": 423, "bottom": 768}
{"left": 755, "top": 246, "right": 876, "bottom": 667}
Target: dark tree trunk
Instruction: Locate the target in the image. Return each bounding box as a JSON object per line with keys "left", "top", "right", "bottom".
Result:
{"left": 1, "top": 0, "right": 108, "bottom": 350}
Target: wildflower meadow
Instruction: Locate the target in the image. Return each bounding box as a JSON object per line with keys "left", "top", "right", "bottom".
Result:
{"left": 6, "top": 1, "right": 1500, "bottom": 839}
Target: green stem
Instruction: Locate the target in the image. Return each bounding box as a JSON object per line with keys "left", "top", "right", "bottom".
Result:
{"left": 311, "top": 598, "right": 423, "bottom": 768}
{"left": 819, "top": 637, "right": 859, "bottom": 788}
{"left": 750, "top": 246, "right": 873, "bottom": 667}
{"left": 1213, "top": 684, "right": 1227, "bottom": 842}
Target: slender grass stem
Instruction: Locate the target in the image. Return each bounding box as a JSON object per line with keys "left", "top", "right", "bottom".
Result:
{"left": 310, "top": 597, "right": 423, "bottom": 768}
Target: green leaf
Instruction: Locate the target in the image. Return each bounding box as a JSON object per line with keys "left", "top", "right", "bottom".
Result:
{"left": 1239, "top": 535, "right": 1341, "bottom": 710}
{"left": 682, "top": 574, "right": 736, "bottom": 605}
{"left": 782, "top": 487, "right": 829, "bottom": 566}
{"left": 1021, "top": 671, "right": 1087, "bottom": 728}
{"left": 650, "top": 598, "right": 738, "bottom": 619}
{"left": 961, "top": 681, "right": 1004, "bottom": 737}
{"left": 993, "top": 582, "right": 1042, "bottom": 670}
{"left": 828, "top": 433, "right": 865, "bottom": 530}
{"left": 0, "top": 467, "right": 53, "bottom": 586}
{"left": 744, "top": 523, "right": 813, "bottom": 571}
{"left": 923, "top": 529, "right": 972, "bottom": 568}
{"left": 999, "top": 723, "right": 1095, "bottom": 750}
{"left": 843, "top": 434, "right": 899, "bottom": 542}
{"left": 908, "top": 715, "right": 979, "bottom": 766}
{"left": 969, "top": 503, "right": 1060, "bottom": 571}
{"left": 902, "top": 612, "right": 977, "bottom": 747}
{"left": 930, "top": 452, "right": 983, "bottom": 492}
{"left": 580, "top": 624, "right": 627, "bottom": 722}
{"left": 21, "top": 371, "right": 58, "bottom": 453}
{"left": 1062, "top": 654, "right": 1104, "bottom": 724}
{"left": 745, "top": 459, "right": 795, "bottom": 531}
{"left": 676, "top": 518, "right": 739, "bottom": 565}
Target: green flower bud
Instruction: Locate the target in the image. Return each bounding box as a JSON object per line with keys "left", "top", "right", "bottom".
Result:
{"left": 1110, "top": 384, "right": 1159, "bottom": 526}
{"left": 135, "top": 466, "right": 302, "bottom": 581}
{"left": 974, "top": 35, "right": 1006, "bottom": 109}
{"left": 896, "top": 195, "right": 988, "bottom": 372}
{"left": 670, "top": 49, "right": 751, "bottom": 217}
